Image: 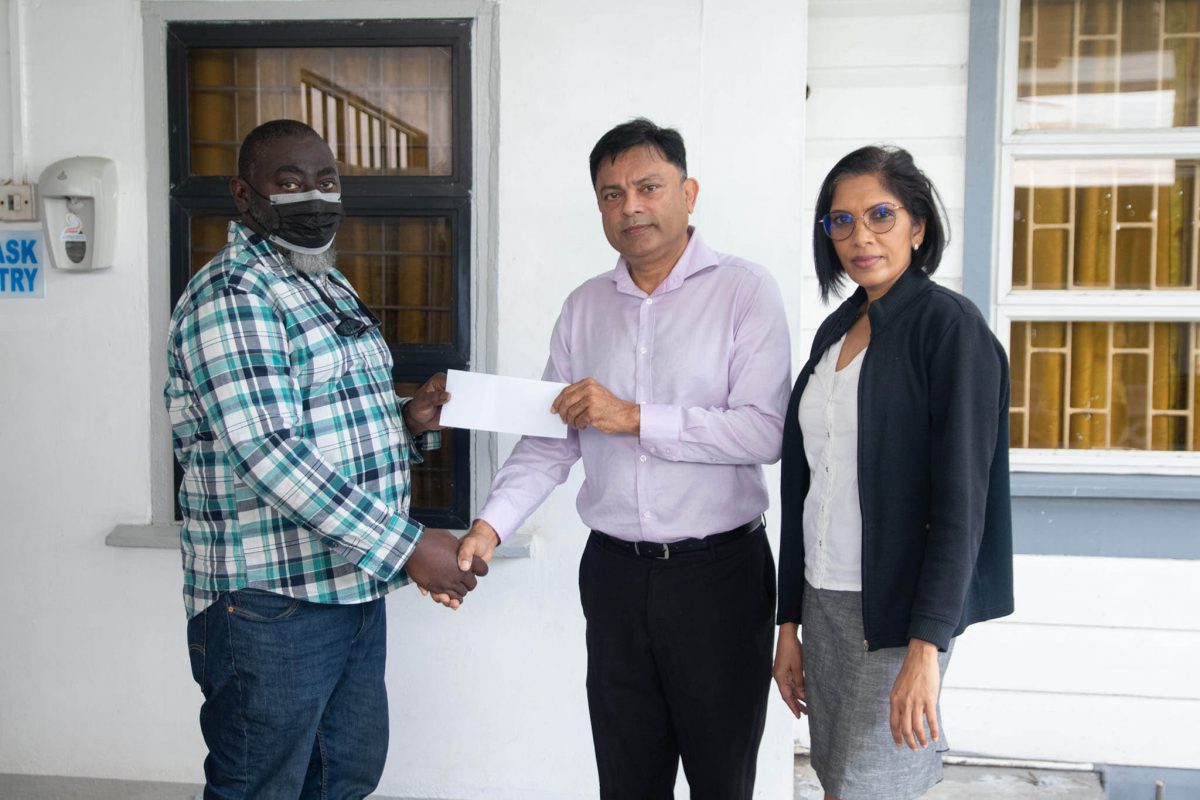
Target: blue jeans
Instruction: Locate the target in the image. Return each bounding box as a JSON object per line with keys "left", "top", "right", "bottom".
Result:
{"left": 186, "top": 590, "right": 388, "bottom": 800}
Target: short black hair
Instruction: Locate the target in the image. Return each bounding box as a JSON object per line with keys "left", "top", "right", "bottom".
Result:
{"left": 237, "top": 119, "right": 324, "bottom": 179}
{"left": 589, "top": 118, "right": 687, "bottom": 186}
{"left": 812, "top": 145, "right": 949, "bottom": 302}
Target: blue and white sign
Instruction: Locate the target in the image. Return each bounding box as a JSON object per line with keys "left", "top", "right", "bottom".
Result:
{"left": 0, "top": 224, "right": 45, "bottom": 298}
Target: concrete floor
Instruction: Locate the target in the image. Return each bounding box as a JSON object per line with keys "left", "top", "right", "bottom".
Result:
{"left": 3, "top": 763, "right": 1109, "bottom": 799}
{"left": 795, "top": 754, "right": 1107, "bottom": 799}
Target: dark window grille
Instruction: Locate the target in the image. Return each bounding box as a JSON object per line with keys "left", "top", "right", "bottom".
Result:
{"left": 167, "top": 19, "right": 473, "bottom": 527}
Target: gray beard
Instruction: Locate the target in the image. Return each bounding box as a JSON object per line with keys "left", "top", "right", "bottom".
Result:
{"left": 284, "top": 246, "right": 337, "bottom": 276}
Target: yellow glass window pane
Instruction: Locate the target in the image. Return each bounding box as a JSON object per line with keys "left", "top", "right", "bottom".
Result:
{"left": 1031, "top": 320, "right": 1067, "bottom": 348}
{"left": 1017, "top": 0, "right": 1198, "bottom": 130}
{"left": 1158, "top": 167, "right": 1195, "bottom": 287}
{"left": 335, "top": 217, "right": 454, "bottom": 346}
{"left": 1033, "top": 185, "right": 1070, "bottom": 224}
{"left": 188, "top": 215, "right": 455, "bottom": 347}
{"left": 1081, "top": 0, "right": 1120, "bottom": 36}
{"left": 1167, "top": 37, "right": 1200, "bottom": 127}
{"left": 1012, "top": 321, "right": 1199, "bottom": 452}
{"left": 1069, "top": 412, "right": 1108, "bottom": 449}
{"left": 1117, "top": 183, "right": 1154, "bottom": 223}
{"left": 1073, "top": 185, "right": 1113, "bottom": 287}
{"left": 1031, "top": 228, "right": 1070, "bottom": 288}
{"left": 187, "top": 46, "right": 453, "bottom": 177}
{"left": 1029, "top": 351, "right": 1066, "bottom": 448}
{"left": 1114, "top": 226, "right": 1154, "bottom": 288}
{"left": 1069, "top": 321, "right": 1108, "bottom": 409}
{"left": 1114, "top": 321, "right": 1150, "bottom": 349}
{"left": 1165, "top": 0, "right": 1200, "bottom": 34}
{"left": 1010, "top": 321, "right": 1029, "bottom": 407}
{"left": 1152, "top": 415, "right": 1189, "bottom": 450}
{"left": 1013, "top": 188, "right": 1032, "bottom": 288}
{"left": 1111, "top": 352, "right": 1150, "bottom": 449}
{"left": 1012, "top": 159, "right": 1199, "bottom": 291}
{"left": 1153, "top": 322, "right": 1190, "bottom": 411}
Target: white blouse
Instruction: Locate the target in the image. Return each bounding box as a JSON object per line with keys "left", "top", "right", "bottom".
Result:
{"left": 798, "top": 334, "right": 865, "bottom": 591}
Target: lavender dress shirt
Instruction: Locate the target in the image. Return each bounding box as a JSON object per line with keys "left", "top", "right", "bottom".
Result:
{"left": 478, "top": 229, "right": 792, "bottom": 544}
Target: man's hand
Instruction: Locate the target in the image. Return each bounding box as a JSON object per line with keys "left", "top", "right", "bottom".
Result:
{"left": 772, "top": 623, "right": 808, "bottom": 719}
{"left": 403, "top": 372, "right": 450, "bottom": 436}
{"left": 419, "top": 522, "right": 498, "bottom": 610}
{"left": 457, "top": 519, "right": 501, "bottom": 571}
{"left": 889, "top": 639, "right": 941, "bottom": 750}
{"left": 406, "top": 528, "right": 488, "bottom": 608}
{"left": 551, "top": 378, "right": 639, "bottom": 434}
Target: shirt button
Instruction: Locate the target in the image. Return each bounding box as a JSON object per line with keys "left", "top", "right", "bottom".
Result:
{"left": 639, "top": 455, "right": 647, "bottom": 463}
{"left": 643, "top": 511, "right": 652, "bottom": 519}
{"left": 640, "top": 347, "right": 647, "bottom": 354}
{"left": 645, "top": 298, "right": 653, "bottom": 305}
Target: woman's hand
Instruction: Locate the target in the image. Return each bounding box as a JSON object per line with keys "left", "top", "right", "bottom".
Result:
{"left": 772, "top": 623, "right": 808, "bottom": 719}
{"left": 889, "top": 638, "right": 941, "bottom": 750}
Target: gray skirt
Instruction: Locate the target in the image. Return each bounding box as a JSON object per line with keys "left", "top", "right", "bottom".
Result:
{"left": 802, "top": 581, "right": 953, "bottom": 800}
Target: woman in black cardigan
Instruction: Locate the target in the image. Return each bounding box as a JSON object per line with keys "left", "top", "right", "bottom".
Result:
{"left": 772, "top": 146, "right": 1013, "bottom": 800}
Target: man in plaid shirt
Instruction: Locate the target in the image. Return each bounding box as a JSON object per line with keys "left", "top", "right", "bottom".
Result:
{"left": 165, "top": 119, "right": 486, "bottom": 799}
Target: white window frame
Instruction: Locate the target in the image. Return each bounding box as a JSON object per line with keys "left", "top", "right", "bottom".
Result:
{"left": 995, "top": 0, "right": 1200, "bottom": 475}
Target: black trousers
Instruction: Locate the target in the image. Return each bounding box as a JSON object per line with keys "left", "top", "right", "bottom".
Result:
{"left": 578, "top": 525, "right": 776, "bottom": 800}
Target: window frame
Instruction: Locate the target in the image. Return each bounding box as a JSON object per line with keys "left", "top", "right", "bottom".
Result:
{"left": 994, "top": 0, "right": 1200, "bottom": 475}
{"left": 166, "top": 19, "right": 474, "bottom": 527}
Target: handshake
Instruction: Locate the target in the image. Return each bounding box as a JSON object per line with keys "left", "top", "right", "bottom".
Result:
{"left": 405, "top": 520, "right": 501, "bottom": 610}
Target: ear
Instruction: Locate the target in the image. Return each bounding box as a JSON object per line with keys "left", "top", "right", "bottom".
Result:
{"left": 683, "top": 177, "right": 699, "bottom": 214}
{"left": 911, "top": 218, "right": 925, "bottom": 249}
{"left": 230, "top": 176, "right": 251, "bottom": 215}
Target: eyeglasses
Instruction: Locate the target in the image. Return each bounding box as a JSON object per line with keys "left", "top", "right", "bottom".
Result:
{"left": 820, "top": 203, "right": 905, "bottom": 241}
{"left": 300, "top": 273, "right": 381, "bottom": 338}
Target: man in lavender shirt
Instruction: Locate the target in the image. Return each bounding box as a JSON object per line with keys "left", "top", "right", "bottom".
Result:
{"left": 456, "top": 118, "right": 791, "bottom": 798}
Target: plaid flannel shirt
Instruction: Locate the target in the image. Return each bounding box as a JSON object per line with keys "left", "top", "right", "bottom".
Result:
{"left": 165, "top": 221, "right": 438, "bottom": 618}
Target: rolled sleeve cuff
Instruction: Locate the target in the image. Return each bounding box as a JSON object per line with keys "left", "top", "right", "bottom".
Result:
{"left": 355, "top": 516, "right": 424, "bottom": 583}
{"left": 638, "top": 403, "right": 681, "bottom": 458}
{"left": 412, "top": 428, "right": 442, "bottom": 457}
{"left": 397, "top": 398, "right": 443, "bottom": 462}
{"left": 907, "top": 614, "right": 956, "bottom": 652}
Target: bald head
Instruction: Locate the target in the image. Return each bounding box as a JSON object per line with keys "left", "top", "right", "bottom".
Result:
{"left": 238, "top": 119, "right": 324, "bottom": 180}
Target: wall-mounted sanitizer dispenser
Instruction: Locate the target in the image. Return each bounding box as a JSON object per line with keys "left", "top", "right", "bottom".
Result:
{"left": 38, "top": 157, "right": 117, "bottom": 271}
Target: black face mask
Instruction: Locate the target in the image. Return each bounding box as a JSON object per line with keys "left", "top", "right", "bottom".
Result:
{"left": 242, "top": 180, "right": 345, "bottom": 255}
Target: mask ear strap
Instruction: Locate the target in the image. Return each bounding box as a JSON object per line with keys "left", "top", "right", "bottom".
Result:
{"left": 239, "top": 177, "right": 279, "bottom": 238}
{"left": 238, "top": 176, "right": 271, "bottom": 196}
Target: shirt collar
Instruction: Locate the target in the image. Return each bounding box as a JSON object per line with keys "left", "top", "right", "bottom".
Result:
{"left": 822, "top": 266, "right": 934, "bottom": 349}
{"left": 862, "top": 265, "right": 931, "bottom": 332}
{"left": 228, "top": 220, "right": 295, "bottom": 278}
{"left": 610, "top": 226, "right": 719, "bottom": 297}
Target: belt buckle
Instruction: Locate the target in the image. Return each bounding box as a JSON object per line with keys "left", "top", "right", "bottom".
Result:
{"left": 633, "top": 541, "right": 670, "bottom": 560}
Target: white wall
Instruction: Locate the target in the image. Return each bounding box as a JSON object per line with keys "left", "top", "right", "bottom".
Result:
{"left": 944, "top": 555, "right": 1200, "bottom": 769}
{"left": 801, "top": 0, "right": 1200, "bottom": 772}
{"left": 0, "top": 1, "right": 806, "bottom": 798}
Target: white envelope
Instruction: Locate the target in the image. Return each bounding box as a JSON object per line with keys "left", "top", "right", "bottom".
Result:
{"left": 439, "top": 369, "right": 569, "bottom": 439}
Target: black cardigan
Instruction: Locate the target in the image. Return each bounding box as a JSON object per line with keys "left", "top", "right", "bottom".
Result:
{"left": 777, "top": 267, "right": 1014, "bottom": 651}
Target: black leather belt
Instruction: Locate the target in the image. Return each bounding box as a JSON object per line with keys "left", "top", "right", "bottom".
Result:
{"left": 590, "top": 517, "right": 764, "bottom": 560}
